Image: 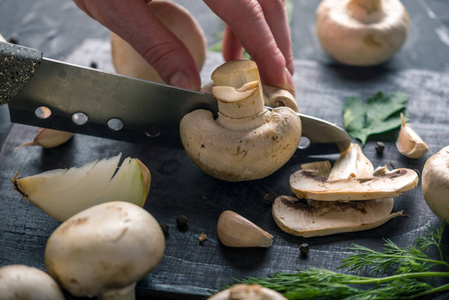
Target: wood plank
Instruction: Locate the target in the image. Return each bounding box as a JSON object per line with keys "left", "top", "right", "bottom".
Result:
{"left": 1, "top": 51, "right": 448, "bottom": 299}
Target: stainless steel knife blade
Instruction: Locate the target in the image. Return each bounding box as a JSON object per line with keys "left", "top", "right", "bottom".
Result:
{"left": 0, "top": 42, "right": 351, "bottom": 153}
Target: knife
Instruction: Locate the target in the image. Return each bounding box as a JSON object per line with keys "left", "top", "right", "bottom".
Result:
{"left": 0, "top": 42, "right": 351, "bottom": 154}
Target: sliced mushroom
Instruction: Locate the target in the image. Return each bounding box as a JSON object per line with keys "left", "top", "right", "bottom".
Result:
{"left": 290, "top": 143, "right": 418, "bottom": 201}
{"left": 111, "top": 0, "right": 206, "bottom": 85}
{"left": 290, "top": 167, "right": 418, "bottom": 201}
{"left": 262, "top": 84, "right": 299, "bottom": 112}
{"left": 272, "top": 195, "right": 402, "bottom": 237}
{"left": 209, "top": 284, "right": 287, "bottom": 300}
{"left": 328, "top": 143, "right": 373, "bottom": 181}
{"left": 180, "top": 60, "right": 302, "bottom": 181}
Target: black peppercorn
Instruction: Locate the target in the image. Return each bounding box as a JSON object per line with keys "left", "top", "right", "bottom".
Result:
{"left": 90, "top": 61, "right": 98, "bottom": 69}
{"left": 176, "top": 215, "right": 188, "bottom": 227}
{"left": 263, "top": 193, "right": 275, "bottom": 205}
{"left": 159, "top": 222, "right": 169, "bottom": 235}
{"left": 8, "top": 33, "right": 19, "bottom": 45}
{"left": 300, "top": 243, "right": 309, "bottom": 256}
{"left": 375, "top": 142, "right": 385, "bottom": 154}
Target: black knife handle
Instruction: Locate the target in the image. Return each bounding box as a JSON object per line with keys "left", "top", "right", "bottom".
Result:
{"left": 0, "top": 42, "right": 42, "bottom": 106}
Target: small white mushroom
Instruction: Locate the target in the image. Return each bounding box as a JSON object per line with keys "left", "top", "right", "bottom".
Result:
{"left": 396, "top": 113, "right": 429, "bottom": 159}
{"left": 180, "top": 60, "right": 302, "bottom": 181}
{"left": 111, "top": 0, "right": 207, "bottom": 84}
{"left": 315, "top": 0, "right": 409, "bottom": 66}
{"left": 209, "top": 284, "right": 287, "bottom": 300}
{"left": 272, "top": 195, "right": 402, "bottom": 237}
{"left": 422, "top": 146, "right": 449, "bottom": 222}
{"left": 45, "top": 201, "right": 165, "bottom": 300}
{"left": 0, "top": 264, "right": 64, "bottom": 300}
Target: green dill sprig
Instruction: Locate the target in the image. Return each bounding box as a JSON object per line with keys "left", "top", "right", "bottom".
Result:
{"left": 221, "top": 223, "right": 449, "bottom": 299}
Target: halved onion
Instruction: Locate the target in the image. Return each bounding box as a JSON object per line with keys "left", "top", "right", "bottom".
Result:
{"left": 12, "top": 153, "right": 151, "bottom": 221}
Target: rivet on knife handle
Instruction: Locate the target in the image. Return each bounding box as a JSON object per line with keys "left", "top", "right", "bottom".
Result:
{"left": 0, "top": 42, "right": 43, "bottom": 106}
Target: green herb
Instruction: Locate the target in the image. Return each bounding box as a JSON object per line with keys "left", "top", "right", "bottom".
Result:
{"left": 343, "top": 91, "right": 409, "bottom": 146}
{"left": 221, "top": 223, "right": 449, "bottom": 299}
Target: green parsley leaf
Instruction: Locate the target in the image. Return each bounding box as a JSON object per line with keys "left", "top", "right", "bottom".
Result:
{"left": 343, "top": 91, "right": 409, "bottom": 145}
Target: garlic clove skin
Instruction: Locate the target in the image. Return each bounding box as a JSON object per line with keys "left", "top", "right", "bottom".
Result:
{"left": 422, "top": 146, "right": 449, "bottom": 223}
{"left": 12, "top": 153, "right": 151, "bottom": 221}
{"left": 396, "top": 113, "right": 429, "bottom": 159}
{"left": 16, "top": 128, "right": 73, "bottom": 149}
{"left": 217, "top": 210, "right": 273, "bottom": 248}
{"left": 209, "top": 284, "right": 287, "bottom": 300}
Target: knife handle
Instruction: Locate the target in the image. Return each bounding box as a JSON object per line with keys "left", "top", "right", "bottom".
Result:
{"left": 0, "top": 42, "right": 42, "bottom": 106}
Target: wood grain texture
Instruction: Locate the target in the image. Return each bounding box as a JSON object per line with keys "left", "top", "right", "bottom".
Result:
{"left": 1, "top": 52, "right": 449, "bottom": 299}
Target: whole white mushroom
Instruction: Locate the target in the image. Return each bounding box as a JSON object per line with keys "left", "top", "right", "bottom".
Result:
{"left": 0, "top": 264, "right": 64, "bottom": 300}
{"left": 45, "top": 201, "right": 165, "bottom": 299}
{"left": 315, "top": 0, "right": 409, "bottom": 66}
{"left": 422, "top": 146, "right": 449, "bottom": 222}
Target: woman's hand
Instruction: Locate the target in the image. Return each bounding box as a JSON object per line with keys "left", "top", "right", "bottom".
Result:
{"left": 73, "top": 0, "right": 294, "bottom": 93}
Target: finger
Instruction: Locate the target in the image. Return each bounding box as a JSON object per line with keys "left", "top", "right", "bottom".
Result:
{"left": 258, "top": 0, "right": 294, "bottom": 75}
{"left": 204, "top": 0, "right": 295, "bottom": 93}
{"left": 222, "top": 25, "right": 244, "bottom": 61}
{"left": 74, "top": 0, "right": 201, "bottom": 90}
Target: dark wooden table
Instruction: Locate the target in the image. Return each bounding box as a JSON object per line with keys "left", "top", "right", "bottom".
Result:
{"left": 1, "top": 1, "right": 449, "bottom": 299}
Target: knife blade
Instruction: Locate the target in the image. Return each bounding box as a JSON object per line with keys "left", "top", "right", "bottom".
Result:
{"left": 0, "top": 42, "right": 351, "bottom": 154}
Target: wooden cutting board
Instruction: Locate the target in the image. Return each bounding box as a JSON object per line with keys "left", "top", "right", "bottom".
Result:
{"left": 1, "top": 49, "right": 449, "bottom": 299}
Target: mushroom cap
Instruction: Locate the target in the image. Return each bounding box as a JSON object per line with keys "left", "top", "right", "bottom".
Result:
{"left": 111, "top": 0, "right": 207, "bottom": 83}
{"left": 45, "top": 201, "right": 165, "bottom": 297}
{"left": 0, "top": 265, "right": 64, "bottom": 300}
{"left": 315, "top": 0, "right": 409, "bottom": 66}
{"left": 290, "top": 167, "right": 418, "bottom": 201}
{"left": 180, "top": 106, "right": 302, "bottom": 181}
{"left": 422, "top": 146, "right": 449, "bottom": 222}
{"left": 272, "top": 195, "right": 402, "bottom": 237}
{"left": 209, "top": 284, "right": 287, "bottom": 300}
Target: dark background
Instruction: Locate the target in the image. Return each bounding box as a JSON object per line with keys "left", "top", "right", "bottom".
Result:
{"left": 1, "top": 1, "right": 449, "bottom": 299}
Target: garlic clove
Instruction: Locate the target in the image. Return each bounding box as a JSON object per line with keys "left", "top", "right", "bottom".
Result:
{"left": 396, "top": 113, "right": 429, "bottom": 159}
{"left": 217, "top": 210, "right": 273, "bottom": 248}
{"left": 16, "top": 128, "right": 73, "bottom": 149}
{"left": 12, "top": 153, "right": 151, "bottom": 221}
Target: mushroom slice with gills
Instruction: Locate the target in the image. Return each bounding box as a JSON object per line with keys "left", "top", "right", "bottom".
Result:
{"left": 180, "top": 60, "right": 302, "bottom": 182}
{"left": 0, "top": 265, "right": 65, "bottom": 300}
{"left": 315, "top": 0, "right": 410, "bottom": 66}
{"left": 272, "top": 195, "right": 403, "bottom": 237}
{"left": 12, "top": 153, "right": 151, "bottom": 221}
{"left": 110, "top": 0, "right": 206, "bottom": 85}
{"left": 290, "top": 166, "right": 418, "bottom": 201}
{"left": 45, "top": 201, "right": 165, "bottom": 300}
{"left": 396, "top": 113, "right": 429, "bottom": 159}
{"left": 209, "top": 284, "right": 287, "bottom": 300}
{"left": 328, "top": 143, "right": 374, "bottom": 181}
{"left": 290, "top": 142, "right": 418, "bottom": 201}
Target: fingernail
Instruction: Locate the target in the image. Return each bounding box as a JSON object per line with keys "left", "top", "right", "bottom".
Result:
{"left": 170, "top": 71, "right": 193, "bottom": 90}
{"left": 284, "top": 68, "right": 296, "bottom": 96}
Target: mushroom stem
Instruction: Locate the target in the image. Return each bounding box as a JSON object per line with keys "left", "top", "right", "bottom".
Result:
{"left": 100, "top": 283, "right": 136, "bottom": 300}
{"left": 348, "top": 0, "right": 382, "bottom": 15}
